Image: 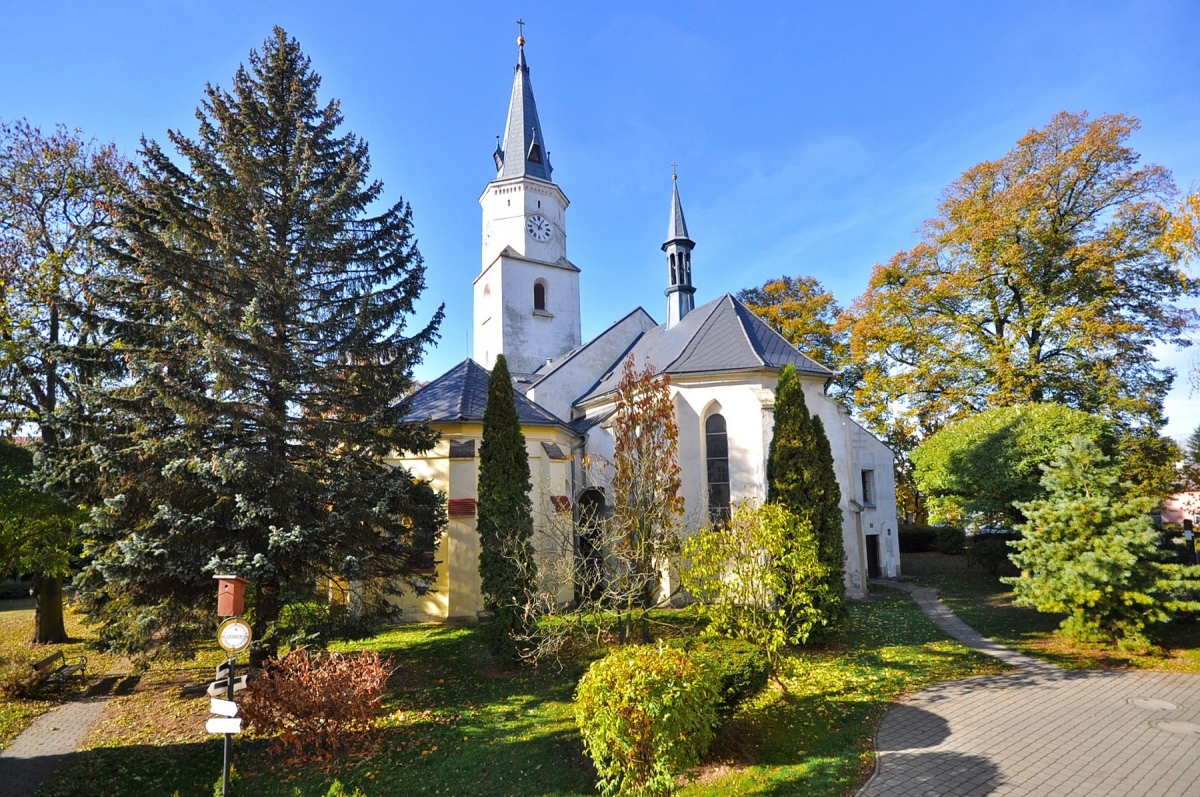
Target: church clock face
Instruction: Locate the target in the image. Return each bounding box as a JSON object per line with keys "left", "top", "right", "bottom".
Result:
{"left": 526, "top": 214, "right": 552, "bottom": 242}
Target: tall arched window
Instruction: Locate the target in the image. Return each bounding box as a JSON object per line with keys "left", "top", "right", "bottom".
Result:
{"left": 705, "top": 414, "right": 730, "bottom": 522}
{"left": 533, "top": 281, "right": 546, "bottom": 311}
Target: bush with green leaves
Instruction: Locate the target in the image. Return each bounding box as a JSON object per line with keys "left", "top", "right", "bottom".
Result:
{"left": 666, "top": 636, "right": 768, "bottom": 717}
{"left": 912, "top": 404, "right": 1113, "bottom": 527}
{"left": 897, "top": 525, "right": 937, "bottom": 553}
{"left": 965, "top": 533, "right": 1019, "bottom": 575}
{"left": 934, "top": 526, "right": 966, "bottom": 555}
{"left": 681, "top": 501, "right": 830, "bottom": 665}
{"left": 1004, "top": 436, "right": 1200, "bottom": 648}
{"left": 574, "top": 644, "right": 720, "bottom": 797}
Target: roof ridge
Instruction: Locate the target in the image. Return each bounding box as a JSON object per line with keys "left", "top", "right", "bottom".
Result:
{"left": 668, "top": 295, "right": 736, "bottom": 372}
{"left": 729, "top": 295, "right": 769, "bottom": 368}
{"left": 531, "top": 306, "right": 656, "bottom": 386}
{"left": 571, "top": 329, "right": 650, "bottom": 406}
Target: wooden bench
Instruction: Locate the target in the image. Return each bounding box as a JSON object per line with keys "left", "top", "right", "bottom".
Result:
{"left": 30, "top": 650, "right": 87, "bottom": 687}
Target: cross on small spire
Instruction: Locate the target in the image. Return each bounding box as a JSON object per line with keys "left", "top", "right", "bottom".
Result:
{"left": 671, "top": 162, "right": 678, "bottom": 180}
{"left": 516, "top": 18, "right": 526, "bottom": 44}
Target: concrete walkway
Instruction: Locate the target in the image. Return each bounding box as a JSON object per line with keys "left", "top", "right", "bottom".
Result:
{"left": 0, "top": 696, "right": 111, "bottom": 797}
{"left": 860, "top": 580, "right": 1200, "bottom": 797}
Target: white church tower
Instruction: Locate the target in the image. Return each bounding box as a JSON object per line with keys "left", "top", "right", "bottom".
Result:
{"left": 473, "top": 33, "right": 581, "bottom": 375}
{"left": 663, "top": 174, "right": 696, "bottom": 329}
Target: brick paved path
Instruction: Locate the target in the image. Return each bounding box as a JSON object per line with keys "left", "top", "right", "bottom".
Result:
{"left": 859, "top": 581, "right": 1200, "bottom": 796}
{"left": 0, "top": 696, "right": 111, "bottom": 797}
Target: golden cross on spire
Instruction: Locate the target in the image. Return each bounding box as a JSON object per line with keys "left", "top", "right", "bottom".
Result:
{"left": 516, "top": 18, "right": 526, "bottom": 46}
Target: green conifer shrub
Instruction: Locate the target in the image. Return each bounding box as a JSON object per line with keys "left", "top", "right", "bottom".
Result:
{"left": 1005, "top": 436, "right": 1200, "bottom": 648}
{"left": 766, "top": 364, "right": 845, "bottom": 635}
{"left": 574, "top": 644, "right": 719, "bottom": 797}
{"left": 476, "top": 354, "right": 536, "bottom": 661}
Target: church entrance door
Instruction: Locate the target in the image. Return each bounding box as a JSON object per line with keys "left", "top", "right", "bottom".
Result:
{"left": 865, "top": 534, "right": 881, "bottom": 580}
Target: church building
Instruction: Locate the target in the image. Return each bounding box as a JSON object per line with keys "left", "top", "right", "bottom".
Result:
{"left": 388, "top": 36, "right": 900, "bottom": 622}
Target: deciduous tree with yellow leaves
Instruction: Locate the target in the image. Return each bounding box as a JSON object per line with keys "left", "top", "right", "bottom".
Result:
{"left": 844, "top": 111, "right": 1198, "bottom": 501}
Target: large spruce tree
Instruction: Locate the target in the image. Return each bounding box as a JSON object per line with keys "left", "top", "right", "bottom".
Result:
{"left": 476, "top": 355, "right": 536, "bottom": 661}
{"left": 66, "top": 29, "right": 444, "bottom": 657}
{"left": 767, "top": 363, "right": 845, "bottom": 635}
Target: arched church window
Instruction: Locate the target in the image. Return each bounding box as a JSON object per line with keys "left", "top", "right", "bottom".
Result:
{"left": 670, "top": 253, "right": 677, "bottom": 285}
{"left": 705, "top": 414, "right": 731, "bottom": 522}
{"left": 534, "top": 281, "right": 547, "bottom": 311}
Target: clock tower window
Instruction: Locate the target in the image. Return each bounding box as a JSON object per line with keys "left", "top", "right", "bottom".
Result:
{"left": 533, "top": 280, "right": 547, "bottom": 311}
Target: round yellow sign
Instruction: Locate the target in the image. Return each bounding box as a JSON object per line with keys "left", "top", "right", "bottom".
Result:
{"left": 217, "top": 617, "right": 253, "bottom": 655}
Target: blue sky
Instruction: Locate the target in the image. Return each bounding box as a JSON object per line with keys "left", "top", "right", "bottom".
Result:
{"left": 2, "top": 1, "right": 1198, "bottom": 439}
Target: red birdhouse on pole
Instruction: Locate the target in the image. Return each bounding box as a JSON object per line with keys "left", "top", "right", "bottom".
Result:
{"left": 214, "top": 575, "right": 249, "bottom": 617}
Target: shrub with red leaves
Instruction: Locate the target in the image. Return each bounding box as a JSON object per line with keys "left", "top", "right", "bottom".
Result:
{"left": 240, "top": 648, "right": 391, "bottom": 758}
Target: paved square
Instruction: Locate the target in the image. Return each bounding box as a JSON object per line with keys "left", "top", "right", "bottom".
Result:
{"left": 859, "top": 582, "right": 1200, "bottom": 796}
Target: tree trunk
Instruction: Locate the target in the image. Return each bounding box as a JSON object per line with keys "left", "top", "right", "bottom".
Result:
{"left": 31, "top": 574, "right": 68, "bottom": 644}
{"left": 250, "top": 578, "right": 280, "bottom": 668}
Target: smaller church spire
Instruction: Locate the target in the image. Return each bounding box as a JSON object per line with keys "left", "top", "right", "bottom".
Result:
{"left": 662, "top": 171, "right": 697, "bottom": 329}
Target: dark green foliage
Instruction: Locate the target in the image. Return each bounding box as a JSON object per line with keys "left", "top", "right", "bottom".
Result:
{"left": 476, "top": 354, "right": 535, "bottom": 661}
{"left": 667, "top": 636, "right": 769, "bottom": 717}
{"left": 934, "top": 526, "right": 966, "bottom": 555}
{"left": 58, "top": 29, "right": 445, "bottom": 658}
{"left": 1005, "top": 436, "right": 1200, "bottom": 647}
{"left": 767, "top": 364, "right": 845, "bottom": 635}
{"left": 0, "top": 440, "right": 79, "bottom": 642}
{"left": 1187, "top": 424, "right": 1200, "bottom": 468}
{"left": 912, "top": 404, "right": 1114, "bottom": 527}
{"left": 897, "top": 525, "right": 937, "bottom": 553}
{"left": 965, "top": 533, "right": 1019, "bottom": 575}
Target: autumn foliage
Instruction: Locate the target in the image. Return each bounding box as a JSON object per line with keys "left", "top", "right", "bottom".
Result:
{"left": 240, "top": 648, "right": 391, "bottom": 758}
{"left": 611, "top": 355, "right": 685, "bottom": 612}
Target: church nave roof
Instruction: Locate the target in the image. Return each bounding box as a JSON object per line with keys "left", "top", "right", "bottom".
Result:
{"left": 576, "top": 293, "right": 832, "bottom": 404}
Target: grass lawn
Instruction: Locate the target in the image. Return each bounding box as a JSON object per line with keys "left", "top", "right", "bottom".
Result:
{"left": 0, "top": 599, "right": 126, "bottom": 749}
{"left": 902, "top": 551, "right": 1200, "bottom": 672}
{"left": 36, "top": 586, "right": 1003, "bottom": 797}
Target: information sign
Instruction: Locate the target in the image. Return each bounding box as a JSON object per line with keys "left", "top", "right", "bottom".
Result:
{"left": 210, "top": 698, "right": 238, "bottom": 717}
{"left": 206, "top": 717, "right": 242, "bottom": 735}
{"left": 217, "top": 618, "right": 253, "bottom": 655}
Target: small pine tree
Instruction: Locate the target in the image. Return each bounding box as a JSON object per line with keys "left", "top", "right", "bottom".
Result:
{"left": 1004, "top": 436, "right": 1200, "bottom": 648}
{"left": 476, "top": 355, "right": 536, "bottom": 661}
{"left": 767, "top": 364, "right": 845, "bottom": 636}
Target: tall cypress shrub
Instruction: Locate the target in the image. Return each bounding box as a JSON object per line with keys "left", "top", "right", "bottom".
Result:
{"left": 477, "top": 354, "right": 536, "bottom": 661}
{"left": 767, "top": 364, "right": 845, "bottom": 635}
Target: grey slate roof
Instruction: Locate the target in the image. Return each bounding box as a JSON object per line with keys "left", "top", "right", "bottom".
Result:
{"left": 663, "top": 178, "right": 693, "bottom": 248}
{"left": 527, "top": 306, "right": 658, "bottom": 388}
{"left": 576, "top": 294, "right": 832, "bottom": 404}
{"left": 494, "top": 43, "right": 552, "bottom": 182}
{"left": 402, "top": 359, "right": 564, "bottom": 427}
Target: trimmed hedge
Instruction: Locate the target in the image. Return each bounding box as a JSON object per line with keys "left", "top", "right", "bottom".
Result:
{"left": 899, "top": 525, "right": 966, "bottom": 555}
{"left": 966, "top": 532, "right": 1020, "bottom": 575}
{"left": 935, "top": 526, "right": 966, "bottom": 555}
{"left": 898, "top": 525, "right": 937, "bottom": 553}
{"left": 667, "top": 636, "right": 769, "bottom": 717}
